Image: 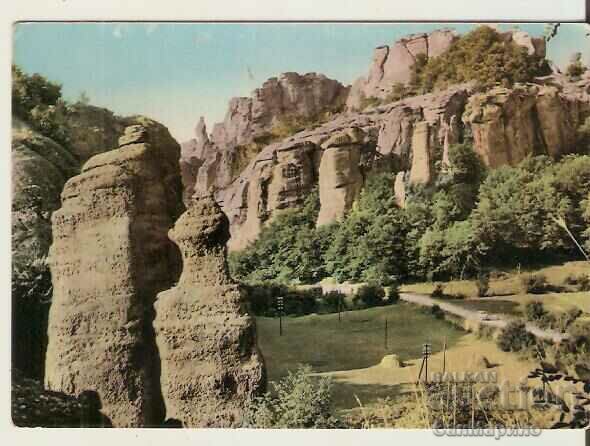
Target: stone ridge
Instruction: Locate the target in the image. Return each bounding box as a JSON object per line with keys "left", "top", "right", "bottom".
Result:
{"left": 180, "top": 72, "right": 349, "bottom": 202}
{"left": 345, "top": 27, "right": 547, "bottom": 110}
{"left": 218, "top": 78, "right": 588, "bottom": 251}
{"left": 153, "top": 193, "right": 265, "bottom": 427}
{"left": 44, "top": 118, "right": 183, "bottom": 427}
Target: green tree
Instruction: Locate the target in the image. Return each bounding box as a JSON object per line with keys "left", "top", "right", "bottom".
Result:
{"left": 414, "top": 26, "right": 549, "bottom": 92}
{"left": 12, "top": 65, "right": 70, "bottom": 146}
{"left": 566, "top": 52, "right": 586, "bottom": 80}
{"left": 470, "top": 156, "right": 574, "bottom": 263}
{"left": 228, "top": 190, "right": 328, "bottom": 283}
{"left": 324, "top": 173, "right": 408, "bottom": 285}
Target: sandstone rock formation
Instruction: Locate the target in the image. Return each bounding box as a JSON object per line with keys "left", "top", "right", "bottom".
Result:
{"left": 178, "top": 29, "right": 587, "bottom": 250}
{"left": 44, "top": 118, "right": 183, "bottom": 427}
{"left": 180, "top": 72, "right": 349, "bottom": 202}
{"left": 65, "top": 103, "right": 135, "bottom": 163}
{"left": 463, "top": 84, "right": 583, "bottom": 167}
{"left": 219, "top": 77, "right": 589, "bottom": 248}
{"left": 345, "top": 27, "right": 547, "bottom": 111}
{"left": 219, "top": 85, "right": 470, "bottom": 249}
{"left": 346, "top": 29, "right": 458, "bottom": 110}
{"left": 12, "top": 105, "right": 138, "bottom": 380}
{"left": 317, "top": 128, "right": 365, "bottom": 226}
{"left": 153, "top": 193, "right": 265, "bottom": 427}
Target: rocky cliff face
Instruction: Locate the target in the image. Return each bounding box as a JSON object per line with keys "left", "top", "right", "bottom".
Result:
{"left": 154, "top": 193, "right": 265, "bottom": 427}
{"left": 44, "top": 119, "right": 183, "bottom": 427}
{"left": 346, "top": 29, "right": 458, "bottom": 110}
{"left": 12, "top": 106, "right": 138, "bottom": 283}
{"left": 216, "top": 76, "right": 588, "bottom": 251}
{"left": 345, "top": 28, "right": 546, "bottom": 110}
{"left": 180, "top": 72, "right": 349, "bottom": 202}
{"left": 12, "top": 106, "right": 137, "bottom": 379}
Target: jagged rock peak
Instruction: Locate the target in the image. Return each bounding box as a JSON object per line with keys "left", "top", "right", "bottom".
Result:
{"left": 179, "top": 72, "right": 349, "bottom": 202}
{"left": 154, "top": 192, "right": 265, "bottom": 427}
{"left": 346, "top": 29, "right": 458, "bottom": 110}
{"left": 195, "top": 116, "right": 209, "bottom": 146}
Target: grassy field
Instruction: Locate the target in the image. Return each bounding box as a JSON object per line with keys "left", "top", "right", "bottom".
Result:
{"left": 256, "top": 303, "right": 466, "bottom": 409}
{"left": 255, "top": 303, "right": 544, "bottom": 411}
{"left": 401, "top": 261, "right": 589, "bottom": 316}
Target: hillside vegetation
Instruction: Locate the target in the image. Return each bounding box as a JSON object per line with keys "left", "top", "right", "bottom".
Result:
{"left": 230, "top": 147, "right": 590, "bottom": 286}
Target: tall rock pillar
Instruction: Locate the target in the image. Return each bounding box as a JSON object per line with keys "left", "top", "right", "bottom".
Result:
{"left": 44, "top": 119, "right": 184, "bottom": 427}
{"left": 153, "top": 193, "right": 265, "bottom": 427}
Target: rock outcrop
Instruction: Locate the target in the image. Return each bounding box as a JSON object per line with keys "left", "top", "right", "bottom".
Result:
{"left": 317, "top": 128, "right": 366, "bottom": 226}
{"left": 12, "top": 106, "right": 137, "bottom": 380}
{"left": 180, "top": 72, "right": 349, "bottom": 202}
{"left": 177, "top": 29, "right": 586, "bottom": 251}
{"left": 153, "top": 193, "right": 265, "bottom": 427}
{"left": 219, "top": 85, "right": 470, "bottom": 250}
{"left": 345, "top": 27, "right": 547, "bottom": 110}
{"left": 463, "top": 84, "right": 583, "bottom": 167}
{"left": 65, "top": 104, "right": 135, "bottom": 164}
{"left": 44, "top": 118, "right": 183, "bottom": 427}
{"left": 346, "top": 29, "right": 459, "bottom": 110}
{"left": 218, "top": 78, "right": 588, "bottom": 249}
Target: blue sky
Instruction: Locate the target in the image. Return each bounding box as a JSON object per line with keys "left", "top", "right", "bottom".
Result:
{"left": 13, "top": 22, "right": 590, "bottom": 142}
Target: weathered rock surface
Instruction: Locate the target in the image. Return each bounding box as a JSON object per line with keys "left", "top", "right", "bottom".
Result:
{"left": 65, "top": 104, "right": 135, "bottom": 164}
{"left": 154, "top": 193, "right": 265, "bottom": 427}
{"left": 219, "top": 77, "right": 588, "bottom": 249}
{"left": 12, "top": 106, "right": 138, "bottom": 380}
{"left": 463, "top": 84, "right": 583, "bottom": 167}
{"left": 180, "top": 72, "right": 349, "bottom": 201}
{"left": 346, "top": 27, "right": 547, "bottom": 111}
{"left": 44, "top": 118, "right": 183, "bottom": 427}
{"left": 317, "top": 128, "right": 366, "bottom": 226}
{"left": 346, "top": 29, "right": 458, "bottom": 110}
{"left": 219, "top": 85, "right": 470, "bottom": 249}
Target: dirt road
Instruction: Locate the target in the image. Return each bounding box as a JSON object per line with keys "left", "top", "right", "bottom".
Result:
{"left": 399, "top": 292, "right": 569, "bottom": 343}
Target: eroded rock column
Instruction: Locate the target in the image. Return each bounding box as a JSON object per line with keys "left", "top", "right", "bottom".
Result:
{"left": 154, "top": 193, "right": 265, "bottom": 427}
{"left": 317, "top": 128, "right": 365, "bottom": 226}
{"left": 44, "top": 119, "right": 183, "bottom": 427}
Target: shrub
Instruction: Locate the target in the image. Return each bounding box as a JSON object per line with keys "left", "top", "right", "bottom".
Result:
{"left": 520, "top": 273, "right": 549, "bottom": 294}
{"left": 524, "top": 301, "right": 546, "bottom": 321}
{"left": 242, "top": 283, "right": 320, "bottom": 317}
{"left": 360, "top": 95, "right": 381, "bottom": 110}
{"left": 318, "top": 290, "right": 346, "bottom": 314}
{"left": 245, "top": 366, "right": 342, "bottom": 428}
{"left": 431, "top": 283, "right": 445, "bottom": 298}
{"left": 566, "top": 52, "right": 586, "bottom": 80}
{"left": 564, "top": 273, "right": 590, "bottom": 291}
{"left": 12, "top": 65, "right": 71, "bottom": 146}
{"left": 431, "top": 304, "right": 445, "bottom": 320}
{"left": 412, "top": 26, "right": 549, "bottom": 93}
{"left": 352, "top": 284, "right": 386, "bottom": 309}
{"left": 476, "top": 272, "right": 490, "bottom": 297}
{"left": 497, "top": 321, "right": 536, "bottom": 352}
{"left": 386, "top": 283, "right": 400, "bottom": 304}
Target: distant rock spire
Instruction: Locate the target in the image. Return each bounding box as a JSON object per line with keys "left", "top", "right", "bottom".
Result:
{"left": 195, "top": 116, "right": 209, "bottom": 146}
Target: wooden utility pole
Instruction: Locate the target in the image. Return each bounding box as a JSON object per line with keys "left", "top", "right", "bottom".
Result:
{"left": 442, "top": 337, "right": 447, "bottom": 375}
{"left": 417, "top": 343, "right": 432, "bottom": 384}
{"left": 277, "top": 296, "right": 284, "bottom": 336}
